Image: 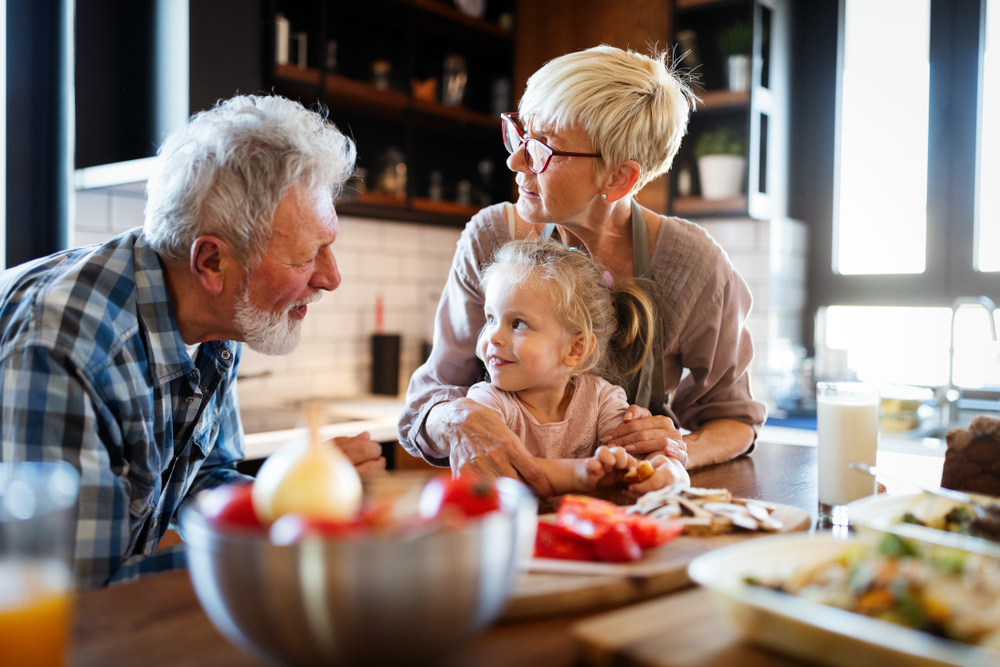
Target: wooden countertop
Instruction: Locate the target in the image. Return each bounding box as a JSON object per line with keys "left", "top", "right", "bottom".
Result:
{"left": 67, "top": 442, "right": 943, "bottom": 667}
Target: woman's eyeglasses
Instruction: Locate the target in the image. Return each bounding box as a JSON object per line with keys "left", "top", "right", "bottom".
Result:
{"left": 501, "top": 112, "right": 602, "bottom": 174}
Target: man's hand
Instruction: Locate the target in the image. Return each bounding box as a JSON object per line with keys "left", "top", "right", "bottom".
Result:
{"left": 333, "top": 431, "right": 387, "bottom": 479}
{"left": 600, "top": 405, "right": 689, "bottom": 468}
{"left": 428, "top": 398, "right": 555, "bottom": 498}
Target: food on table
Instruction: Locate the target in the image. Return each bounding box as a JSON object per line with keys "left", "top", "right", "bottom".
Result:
{"left": 251, "top": 403, "right": 362, "bottom": 524}
{"left": 201, "top": 482, "right": 263, "bottom": 530}
{"left": 898, "top": 494, "right": 1000, "bottom": 543}
{"left": 203, "top": 472, "right": 504, "bottom": 545}
{"left": 746, "top": 533, "right": 1000, "bottom": 648}
{"left": 534, "top": 495, "right": 683, "bottom": 562}
{"left": 623, "top": 460, "right": 654, "bottom": 484}
{"left": 418, "top": 472, "right": 502, "bottom": 519}
{"left": 627, "top": 485, "right": 784, "bottom": 535}
{"left": 943, "top": 415, "right": 1000, "bottom": 497}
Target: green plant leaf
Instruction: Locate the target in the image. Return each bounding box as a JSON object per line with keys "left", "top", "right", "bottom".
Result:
{"left": 694, "top": 128, "right": 746, "bottom": 159}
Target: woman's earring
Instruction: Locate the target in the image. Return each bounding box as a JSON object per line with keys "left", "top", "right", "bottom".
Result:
{"left": 600, "top": 194, "right": 608, "bottom": 201}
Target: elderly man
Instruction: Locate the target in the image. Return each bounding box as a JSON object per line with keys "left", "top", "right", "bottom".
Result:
{"left": 0, "top": 95, "right": 383, "bottom": 589}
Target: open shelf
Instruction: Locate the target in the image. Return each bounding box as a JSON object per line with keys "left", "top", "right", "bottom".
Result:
{"left": 672, "top": 195, "right": 748, "bottom": 217}
{"left": 335, "top": 192, "right": 479, "bottom": 227}
{"left": 274, "top": 64, "right": 498, "bottom": 130}
{"left": 694, "top": 88, "right": 751, "bottom": 111}
{"left": 411, "top": 0, "right": 513, "bottom": 40}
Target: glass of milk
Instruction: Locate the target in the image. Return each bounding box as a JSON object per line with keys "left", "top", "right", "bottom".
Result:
{"left": 816, "top": 382, "right": 880, "bottom": 525}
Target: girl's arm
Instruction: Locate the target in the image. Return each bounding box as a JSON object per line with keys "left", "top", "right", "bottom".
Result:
{"left": 533, "top": 447, "right": 638, "bottom": 496}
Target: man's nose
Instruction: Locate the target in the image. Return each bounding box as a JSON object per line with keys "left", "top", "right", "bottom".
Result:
{"left": 311, "top": 245, "right": 341, "bottom": 291}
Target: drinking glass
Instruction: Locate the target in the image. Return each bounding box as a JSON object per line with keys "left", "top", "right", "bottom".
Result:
{"left": 816, "top": 382, "right": 879, "bottom": 525}
{"left": 0, "top": 461, "right": 80, "bottom": 667}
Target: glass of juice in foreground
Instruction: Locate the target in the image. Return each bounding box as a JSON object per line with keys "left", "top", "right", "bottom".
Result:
{"left": 816, "top": 382, "right": 880, "bottom": 526}
{"left": 0, "top": 461, "right": 80, "bottom": 667}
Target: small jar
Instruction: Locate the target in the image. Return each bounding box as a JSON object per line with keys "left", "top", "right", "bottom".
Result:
{"left": 372, "top": 60, "right": 392, "bottom": 91}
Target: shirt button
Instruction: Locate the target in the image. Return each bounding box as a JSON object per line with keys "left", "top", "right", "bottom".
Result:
{"left": 188, "top": 370, "right": 198, "bottom": 379}
{"left": 186, "top": 397, "right": 195, "bottom": 404}
{"left": 199, "top": 386, "right": 208, "bottom": 393}
{"left": 221, "top": 351, "right": 231, "bottom": 360}
{"left": 151, "top": 518, "right": 158, "bottom": 529}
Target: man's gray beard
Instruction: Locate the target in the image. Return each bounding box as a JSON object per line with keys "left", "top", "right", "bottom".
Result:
{"left": 233, "top": 287, "right": 316, "bottom": 356}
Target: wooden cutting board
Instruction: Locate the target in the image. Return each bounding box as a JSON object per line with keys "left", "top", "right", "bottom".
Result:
{"left": 501, "top": 500, "right": 809, "bottom": 621}
{"left": 571, "top": 586, "right": 805, "bottom": 666}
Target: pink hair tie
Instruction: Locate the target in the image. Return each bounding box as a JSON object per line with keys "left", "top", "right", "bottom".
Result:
{"left": 603, "top": 270, "right": 614, "bottom": 288}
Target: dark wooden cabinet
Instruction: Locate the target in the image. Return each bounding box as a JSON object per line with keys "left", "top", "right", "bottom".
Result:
{"left": 669, "top": 0, "right": 790, "bottom": 221}
{"left": 268, "top": 0, "right": 516, "bottom": 226}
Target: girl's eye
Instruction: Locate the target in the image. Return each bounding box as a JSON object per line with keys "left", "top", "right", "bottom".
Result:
{"left": 513, "top": 320, "right": 528, "bottom": 330}
{"left": 485, "top": 314, "right": 495, "bottom": 324}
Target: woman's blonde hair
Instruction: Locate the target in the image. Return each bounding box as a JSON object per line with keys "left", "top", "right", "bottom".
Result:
{"left": 480, "top": 239, "right": 658, "bottom": 386}
{"left": 518, "top": 45, "right": 696, "bottom": 194}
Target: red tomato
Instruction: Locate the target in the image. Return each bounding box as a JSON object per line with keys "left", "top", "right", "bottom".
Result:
{"left": 418, "top": 473, "right": 501, "bottom": 519}
{"left": 627, "top": 515, "right": 684, "bottom": 549}
{"left": 268, "top": 513, "right": 357, "bottom": 545}
{"left": 592, "top": 523, "right": 642, "bottom": 562}
{"left": 534, "top": 521, "right": 595, "bottom": 561}
{"left": 202, "top": 483, "right": 263, "bottom": 530}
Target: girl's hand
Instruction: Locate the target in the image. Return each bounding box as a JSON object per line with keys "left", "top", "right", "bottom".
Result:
{"left": 601, "top": 406, "right": 688, "bottom": 468}
{"left": 574, "top": 446, "right": 636, "bottom": 491}
{"left": 622, "top": 454, "right": 691, "bottom": 499}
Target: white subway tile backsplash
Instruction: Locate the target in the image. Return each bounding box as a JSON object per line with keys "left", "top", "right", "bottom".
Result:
{"left": 76, "top": 191, "right": 112, "bottom": 231}
{"left": 696, "top": 219, "right": 757, "bottom": 251}
{"left": 110, "top": 194, "right": 146, "bottom": 232}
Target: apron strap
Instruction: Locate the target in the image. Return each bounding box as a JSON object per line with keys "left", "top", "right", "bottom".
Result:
{"left": 541, "top": 204, "right": 664, "bottom": 414}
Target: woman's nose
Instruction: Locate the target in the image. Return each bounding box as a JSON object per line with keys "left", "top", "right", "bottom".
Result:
{"left": 506, "top": 144, "right": 529, "bottom": 173}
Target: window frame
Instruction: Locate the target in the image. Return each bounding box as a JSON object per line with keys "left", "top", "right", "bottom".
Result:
{"left": 813, "top": 0, "right": 998, "bottom": 309}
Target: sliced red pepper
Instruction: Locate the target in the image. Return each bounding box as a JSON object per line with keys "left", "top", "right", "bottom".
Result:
{"left": 593, "top": 522, "right": 642, "bottom": 562}
{"left": 534, "top": 521, "right": 596, "bottom": 561}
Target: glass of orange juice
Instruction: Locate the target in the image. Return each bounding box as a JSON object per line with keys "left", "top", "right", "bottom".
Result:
{"left": 0, "top": 461, "right": 79, "bottom": 667}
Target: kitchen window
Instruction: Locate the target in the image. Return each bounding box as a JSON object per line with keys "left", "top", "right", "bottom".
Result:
{"left": 812, "top": 0, "right": 1000, "bottom": 389}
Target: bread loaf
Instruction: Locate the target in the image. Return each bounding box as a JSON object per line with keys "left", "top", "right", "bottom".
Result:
{"left": 941, "top": 416, "right": 1000, "bottom": 497}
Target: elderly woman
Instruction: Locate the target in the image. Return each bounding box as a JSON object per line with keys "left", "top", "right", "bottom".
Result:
{"left": 398, "top": 46, "right": 766, "bottom": 497}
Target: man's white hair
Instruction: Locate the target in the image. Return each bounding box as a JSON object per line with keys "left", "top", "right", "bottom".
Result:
{"left": 518, "top": 45, "right": 695, "bottom": 193}
{"left": 144, "top": 95, "right": 356, "bottom": 267}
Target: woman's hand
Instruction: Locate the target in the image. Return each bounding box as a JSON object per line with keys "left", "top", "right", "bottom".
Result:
{"left": 600, "top": 406, "right": 688, "bottom": 467}
{"left": 333, "top": 432, "right": 387, "bottom": 479}
{"left": 427, "top": 398, "right": 555, "bottom": 498}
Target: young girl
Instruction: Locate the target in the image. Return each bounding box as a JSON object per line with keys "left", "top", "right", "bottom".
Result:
{"left": 469, "top": 239, "right": 689, "bottom": 497}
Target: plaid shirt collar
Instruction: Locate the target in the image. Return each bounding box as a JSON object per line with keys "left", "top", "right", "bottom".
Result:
{"left": 133, "top": 234, "right": 208, "bottom": 386}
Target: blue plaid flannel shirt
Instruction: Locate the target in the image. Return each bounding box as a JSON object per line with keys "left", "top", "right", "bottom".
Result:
{"left": 0, "top": 229, "right": 249, "bottom": 589}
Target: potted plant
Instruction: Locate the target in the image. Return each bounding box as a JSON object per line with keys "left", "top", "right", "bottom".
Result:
{"left": 694, "top": 128, "right": 746, "bottom": 200}
{"left": 717, "top": 20, "right": 752, "bottom": 92}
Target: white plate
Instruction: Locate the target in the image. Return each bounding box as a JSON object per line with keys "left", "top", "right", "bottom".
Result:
{"left": 687, "top": 532, "right": 1000, "bottom": 667}
{"left": 848, "top": 491, "right": 1000, "bottom": 558}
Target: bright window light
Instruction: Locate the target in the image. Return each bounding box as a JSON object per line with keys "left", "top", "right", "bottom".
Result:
{"left": 836, "top": 0, "right": 930, "bottom": 275}
{"left": 978, "top": 0, "right": 1000, "bottom": 271}
{"left": 822, "top": 306, "right": 1000, "bottom": 388}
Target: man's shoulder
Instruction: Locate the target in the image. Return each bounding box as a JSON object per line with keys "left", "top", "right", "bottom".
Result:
{"left": 0, "top": 230, "right": 146, "bottom": 365}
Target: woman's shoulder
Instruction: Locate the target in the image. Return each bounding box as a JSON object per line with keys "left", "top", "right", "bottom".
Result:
{"left": 651, "top": 214, "right": 739, "bottom": 294}
{"left": 458, "top": 203, "right": 511, "bottom": 264}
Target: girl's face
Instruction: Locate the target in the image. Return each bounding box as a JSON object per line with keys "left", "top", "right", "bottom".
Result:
{"left": 507, "top": 118, "right": 604, "bottom": 226}
{"left": 478, "top": 274, "right": 579, "bottom": 393}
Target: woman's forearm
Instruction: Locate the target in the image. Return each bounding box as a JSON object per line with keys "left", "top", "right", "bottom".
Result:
{"left": 683, "top": 419, "right": 756, "bottom": 469}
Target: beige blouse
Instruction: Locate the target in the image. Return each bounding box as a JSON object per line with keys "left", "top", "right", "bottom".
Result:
{"left": 398, "top": 203, "right": 767, "bottom": 464}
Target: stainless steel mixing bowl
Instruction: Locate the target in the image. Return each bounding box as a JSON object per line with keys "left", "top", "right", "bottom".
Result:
{"left": 181, "top": 476, "right": 537, "bottom": 667}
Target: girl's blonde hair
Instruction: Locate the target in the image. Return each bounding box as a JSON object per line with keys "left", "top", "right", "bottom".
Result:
{"left": 518, "top": 45, "right": 696, "bottom": 194}
{"left": 480, "top": 239, "right": 658, "bottom": 386}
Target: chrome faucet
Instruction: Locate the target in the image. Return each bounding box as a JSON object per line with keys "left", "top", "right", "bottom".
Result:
{"left": 941, "top": 296, "right": 998, "bottom": 426}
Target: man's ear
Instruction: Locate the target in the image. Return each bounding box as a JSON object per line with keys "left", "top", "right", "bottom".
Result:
{"left": 190, "top": 236, "right": 234, "bottom": 296}
{"left": 563, "top": 333, "right": 596, "bottom": 368}
{"left": 601, "top": 160, "right": 642, "bottom": 204}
